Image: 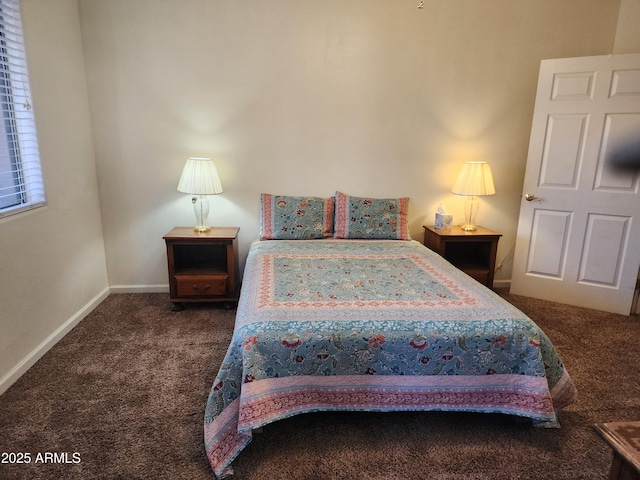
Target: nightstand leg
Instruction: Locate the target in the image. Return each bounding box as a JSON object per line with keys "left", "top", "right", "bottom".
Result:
{"left": 171, "top": 302, "right": 184, "bottom": 312}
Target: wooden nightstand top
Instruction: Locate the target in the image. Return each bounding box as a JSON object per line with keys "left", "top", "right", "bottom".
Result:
{"left": 423, "top": 225, "right": 501, "bottom": 238}
{"left": 163, "top": 226, "right": 239, "bottom": 240}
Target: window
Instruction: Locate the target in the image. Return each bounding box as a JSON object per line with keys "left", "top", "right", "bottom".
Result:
{"left": 0, "top": 0, "right": 44, "bottom": 219}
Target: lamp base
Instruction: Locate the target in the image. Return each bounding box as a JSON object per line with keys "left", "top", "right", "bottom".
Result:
{"left": 459, "top": 196, "right": 480, "bottom": 232}
{"left": 192, "top": 195, "right": 211, "bottom": 233}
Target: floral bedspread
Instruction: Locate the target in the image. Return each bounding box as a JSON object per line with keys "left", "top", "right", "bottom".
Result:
{"left": 204, "top": 240, "right": 577, "bottom": 478}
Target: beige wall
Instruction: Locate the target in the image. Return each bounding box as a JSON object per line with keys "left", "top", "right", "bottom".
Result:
{"left": 614, "top": 0, "right": 640, "bottom": 53}
{"left": 80, "top": 0, "right": 620, "bottom": 291}
{"left": 0, "top": 0, "right": 108, "bottom": 393}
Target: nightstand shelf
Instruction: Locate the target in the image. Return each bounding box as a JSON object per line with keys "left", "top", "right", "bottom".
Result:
{"left": 423, "top": 225, "right": 501, "bottom": 288}
{"left": 173, "top": 244, "right": 228, "bottom": 273}
{"left": 163, "top": 227, "right": 240, "bottom": 310}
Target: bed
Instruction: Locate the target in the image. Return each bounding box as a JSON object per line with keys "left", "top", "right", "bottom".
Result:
{"left": 203, "top": 193, "right": 577, "bottom": 479}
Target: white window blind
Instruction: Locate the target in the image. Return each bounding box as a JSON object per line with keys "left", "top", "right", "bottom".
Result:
{"left": 0, "top": 0, "right": 45, "bottom": 218}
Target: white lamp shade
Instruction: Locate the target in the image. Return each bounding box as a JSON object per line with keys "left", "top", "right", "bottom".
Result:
{"left": 177, "top": 157, "right": 223, "bottom": 195}
{"left": 451, "top": 162, "right": 495, "bottom": 196}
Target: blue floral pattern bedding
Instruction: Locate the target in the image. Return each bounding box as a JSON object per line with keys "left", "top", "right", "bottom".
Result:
{"left": 204, "top": 240, "right": 577, "bottom": 479}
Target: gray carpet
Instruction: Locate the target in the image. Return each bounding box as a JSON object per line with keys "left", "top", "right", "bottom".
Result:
{"left": 1, "top": 291, "right": 639, "bottom": 479}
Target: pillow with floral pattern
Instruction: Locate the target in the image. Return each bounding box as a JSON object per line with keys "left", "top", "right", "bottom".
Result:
{"left": 334, "top": 191, "right": 410, "bottom": 240}
{"left": 260, "top": 194, "right": 335, "bottom": 240}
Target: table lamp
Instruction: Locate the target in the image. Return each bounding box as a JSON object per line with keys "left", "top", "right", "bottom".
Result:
{"left": 451, "top": 161, "right": 495, "bottom": 232}
{"left": 177, "top": 157, "right": 223, "bottom": 232}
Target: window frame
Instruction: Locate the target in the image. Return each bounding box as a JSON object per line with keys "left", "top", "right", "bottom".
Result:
{"left": 0, "top": 0, "right": 45, "bottom": 220}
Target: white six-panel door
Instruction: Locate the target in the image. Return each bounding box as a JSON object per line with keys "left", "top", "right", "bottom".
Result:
{"left": 510, "top": 54, "right": 640, "bottom": 315}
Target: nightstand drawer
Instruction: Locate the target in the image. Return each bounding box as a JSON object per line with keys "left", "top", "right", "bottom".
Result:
{"left": 175, "top": 274, "right": 229, "bottom": 297}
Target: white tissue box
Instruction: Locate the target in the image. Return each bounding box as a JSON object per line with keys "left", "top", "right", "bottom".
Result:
{"left": 435, "top": 213, "right": 453, "bottom": 229}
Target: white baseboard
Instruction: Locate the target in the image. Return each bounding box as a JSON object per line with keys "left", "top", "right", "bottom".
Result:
{"left": 0, "top": 287, "right": 111, "bottom": 396}
{"left": 493, "top": 279, "right": 511, "bottom": 290}
{"left": 109, "top": 284, "right": 169, "bottom": 294}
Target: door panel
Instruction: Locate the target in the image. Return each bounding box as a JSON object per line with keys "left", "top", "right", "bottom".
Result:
{"left": 578, "top": 214, "right": 629, "bottom": 286}
{"left": 610, "top": 69, "right": 640, "bottom": 97}
{"left": 551, "top": 71, "right": 595, "bottom": 100}
{"left": 595, "top": 114, "right": 640, "bottom": 191}
{"left": 511, "top": 54, "right": 640, "bottom": 315}
{"left": 540, "top": 114, "right": 586, "bottom": 187}
{"left": 527, "top": 210, "right": 571, "bottom": 278}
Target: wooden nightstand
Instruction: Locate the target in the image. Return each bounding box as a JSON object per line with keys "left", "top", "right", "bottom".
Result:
{"left": 423, "top": 225, "right": 502, "bottom": 288}
{"left": 163, "top": 227, "right": 240, "bottom": 310}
